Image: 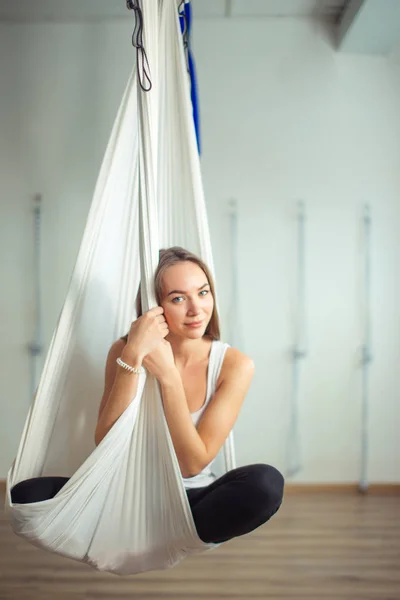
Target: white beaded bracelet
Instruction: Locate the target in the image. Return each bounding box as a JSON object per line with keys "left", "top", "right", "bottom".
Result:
{"left": 116, "top": 357, "right": 145, "bottom": 375}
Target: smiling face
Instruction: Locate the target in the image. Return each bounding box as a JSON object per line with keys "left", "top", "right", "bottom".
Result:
{"left": 160, "top": 261, "right": 214, "bottom": 339}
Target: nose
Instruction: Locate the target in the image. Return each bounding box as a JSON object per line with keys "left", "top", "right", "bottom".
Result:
{"left": 187, "top": 297, "right": 201, "bottom": 316}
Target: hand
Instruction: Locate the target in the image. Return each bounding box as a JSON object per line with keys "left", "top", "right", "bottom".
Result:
{"left": 142, "top": 340, "right": 177, "bottom": 383}
{"left": 122, "top": 306, "right": 169, "bottom": 364}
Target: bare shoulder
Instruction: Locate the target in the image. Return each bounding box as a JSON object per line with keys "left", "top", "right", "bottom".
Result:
{"left": 104, "top": 338, "right": 127, "bottom": 377}
{"left": 217, "top": 346, "right": 255, "bottom": 388}
{"left": 223, "top": 347, "right": 255, "bottom": 371}
{"left": 108, "top": 338, "right": 127, "bottom": 361}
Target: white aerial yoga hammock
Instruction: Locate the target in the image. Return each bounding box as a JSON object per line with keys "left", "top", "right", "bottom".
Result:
{"left": 6, "top": 0, "right": 235, "bottom": 575}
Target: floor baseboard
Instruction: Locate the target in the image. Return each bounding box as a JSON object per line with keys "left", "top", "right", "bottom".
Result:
{"left": 1, "top": 479, "right": 399, "bottom": 495}
{"left": 283, "top": 483, "right": 400, "bottom": 494}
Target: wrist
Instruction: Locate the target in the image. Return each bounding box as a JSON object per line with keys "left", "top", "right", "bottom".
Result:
{"left": 159, "top": 367, "right": 180, "bottom": 388}
{"left": 120, "top": 349, "right": 143, "bottom": 369}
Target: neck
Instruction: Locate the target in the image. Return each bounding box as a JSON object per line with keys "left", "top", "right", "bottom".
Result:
{"left": 166, "top": 334, "right": 211, "bottom": 369}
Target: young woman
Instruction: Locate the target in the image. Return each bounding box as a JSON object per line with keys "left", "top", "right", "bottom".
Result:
{"left": 95, "top": 246, "right": 284, "bottom": 544}
{"left": 12, "top": 246, "right": 284, "bottom": 545}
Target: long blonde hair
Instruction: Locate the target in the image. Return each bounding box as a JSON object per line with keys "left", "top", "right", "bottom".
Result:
{"left": 122, "top": 247, "right": 221, "bottom": 341}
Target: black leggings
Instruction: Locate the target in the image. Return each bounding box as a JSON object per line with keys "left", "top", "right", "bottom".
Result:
{"left": 186, "top": 463, "right": 284, "bottom": 543}
{"left": 10, "top": 463, "right": 284, "bottom": 544}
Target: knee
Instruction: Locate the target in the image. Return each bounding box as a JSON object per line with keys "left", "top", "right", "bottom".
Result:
{"left": 247, "top": 464, "right": 284, "bottom": 511}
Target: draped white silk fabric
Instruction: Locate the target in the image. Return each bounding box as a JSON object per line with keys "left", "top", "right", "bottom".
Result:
{"left": 5, "top": 0, "right": 234, "bottom": 575}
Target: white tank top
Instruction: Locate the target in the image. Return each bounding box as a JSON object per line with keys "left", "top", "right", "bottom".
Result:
{"left": 182, "top": 339, "right": 230, "bottom": 489}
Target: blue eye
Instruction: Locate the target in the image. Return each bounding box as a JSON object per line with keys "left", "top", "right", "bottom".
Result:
{"left": 171, "top": 290, "right": 209, "bottom": 303}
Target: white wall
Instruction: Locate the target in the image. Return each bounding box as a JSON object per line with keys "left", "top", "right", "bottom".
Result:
{"left": 1, "top": 17, "right": 399, "bottom": 482}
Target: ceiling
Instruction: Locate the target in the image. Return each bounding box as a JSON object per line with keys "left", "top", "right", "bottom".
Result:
{"left": 0, "top": 0, "right": 348, "bottom": 23}
{"left": 195, "top": 1, "right": 347, "bottom": 21}
{"left": 0, "top": 1, "right": 397, "bottom": 56}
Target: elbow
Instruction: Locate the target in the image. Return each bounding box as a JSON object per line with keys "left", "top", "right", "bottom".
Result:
{"left": 94, "top": 424, "right": 105, "bottom": 447}
{"left": 181, "top": 455, "right": 210, "bottom": 479}
{"left": 181, "top": 466, "right": 199, "bottom": 479}
{"left": 94, "top": 417, "right": 117, "bottom": 446}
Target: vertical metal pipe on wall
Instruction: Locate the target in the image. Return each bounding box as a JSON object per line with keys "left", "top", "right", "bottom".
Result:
{"left": 223, "top": 198, "right": 241, "bottom": 472}
{"left": 287, "top": 200, "right": 307, "bottom": 477}
{"left": 360, "top": 204, "right": 373, "bottom": 492}
{"left": 28, "top": 194, "right": 43, "bottom": 400}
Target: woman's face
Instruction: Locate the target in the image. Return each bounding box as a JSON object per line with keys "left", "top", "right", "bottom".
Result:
{"left": 160, "top": 261, "right": 214, "bottom": 339}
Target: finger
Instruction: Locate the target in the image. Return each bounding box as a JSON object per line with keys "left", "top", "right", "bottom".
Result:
{"left": 155, "top": 315, "right": 167, "bottom": 325}
{"left": 143, "top": 307, "right": 163, "bottom": 319}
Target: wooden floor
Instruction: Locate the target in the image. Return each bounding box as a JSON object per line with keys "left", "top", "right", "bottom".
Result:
{"left": 1, "top": 491, "right": 399, "bottom": 600}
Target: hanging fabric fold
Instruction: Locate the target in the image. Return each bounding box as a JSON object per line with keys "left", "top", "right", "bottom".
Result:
{"left": 5, "top": 0, "right": 230, "bottom": 575}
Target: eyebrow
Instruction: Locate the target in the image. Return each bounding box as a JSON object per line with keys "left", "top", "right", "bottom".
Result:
{"left": 167, "top": 283, "right": 209, "bottom": 297}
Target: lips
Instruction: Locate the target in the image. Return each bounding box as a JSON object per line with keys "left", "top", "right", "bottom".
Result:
{"left": 185, "top": 321, "right": 203, "bottom": 327}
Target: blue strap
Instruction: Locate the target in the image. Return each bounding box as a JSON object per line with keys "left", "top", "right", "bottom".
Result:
{"left": 179, "top": 1, "right": 201, "bottom": 153}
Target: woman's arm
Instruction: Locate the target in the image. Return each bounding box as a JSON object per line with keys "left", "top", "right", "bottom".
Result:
{"left": 160, "top": 348, "right": 254, "bottom": 478}
{"left": 95, "top": 307, "right": 168, "bottom": 445}
{"left": 94, "top": 340, "right": 143, "bottom": 445}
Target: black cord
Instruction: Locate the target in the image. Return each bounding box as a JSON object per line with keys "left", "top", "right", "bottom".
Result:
{"left": 127, "top": 0, "right": 152, "bottom": 92}
{"left": 178, "top": 1, "right": 190, "bottom": 73}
